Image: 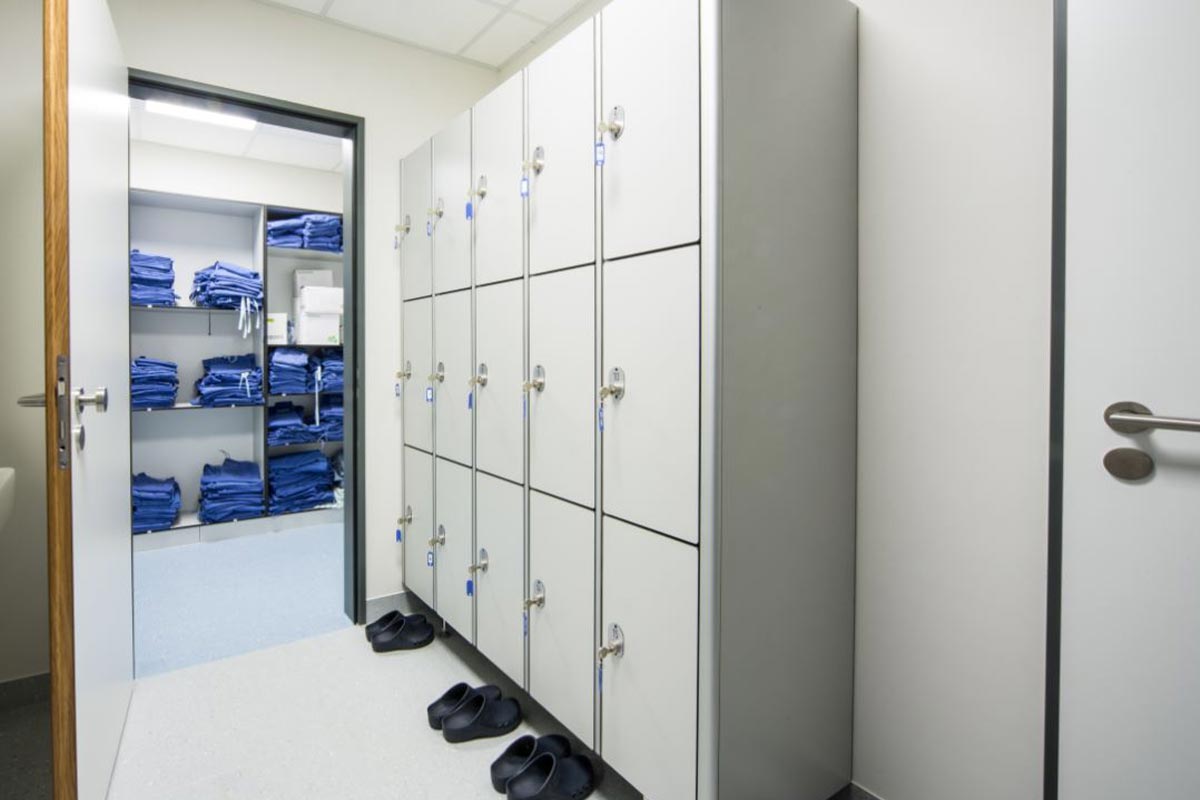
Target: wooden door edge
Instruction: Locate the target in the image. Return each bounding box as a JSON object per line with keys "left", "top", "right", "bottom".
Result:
{"left": 44, "top": 0, "right": 77, "bottom": 798}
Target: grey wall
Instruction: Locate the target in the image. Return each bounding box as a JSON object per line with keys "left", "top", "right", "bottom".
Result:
{"left": 0, "top": 0, "right": 48, "bottom": 684}
{"left": 853, "top": 1, "right": 1053, "bottom": 798}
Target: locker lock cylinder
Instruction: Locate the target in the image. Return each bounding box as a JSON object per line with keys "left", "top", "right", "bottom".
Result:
{"left": 429, "top": 524, "right": 446, "bottom": 548}
{"left": 397, "top": 505, "right": 413, "bottom": 527}
{"left": 597, "top": 106, "right": 626, "bottom": 140}
{"left": 523, "top": 365, "right": 546, "bottom": 393}
{"left": 468, "top": 363, "right": 488, "bottom": 388}
{"left": 597, "top": 623, "right": 625, "bottom": 663}
{"left": 429, "top": 362, "right": 445, "bottom": 384}
{"left": 397, "top": 361, "right": 412, "bottom": 381}
{"left": 598, "top": 367, "right": 625, "bottom": 401}
{"left": 468, "top": 548, "right": 489, "bottom": 575}
{"left": 524, "top": 579, "right": 546, "bottom": 610}
{"left": 524, "top": 146, "right": 546, "bottom": 176}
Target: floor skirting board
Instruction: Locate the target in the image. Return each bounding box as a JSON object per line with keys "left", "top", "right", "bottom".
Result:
{"left": 364, "top": 590, "right": 409, "bottom": 622}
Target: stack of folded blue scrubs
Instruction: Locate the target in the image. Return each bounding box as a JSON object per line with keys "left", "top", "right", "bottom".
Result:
{"left": 191, "top": 354, "right": 263, "bottom": 407}
{"left": 268, "top": 450, "right": 334, "bottom": 515}
{"left": 266, "top": 216, "right": 305, "bottom": 248}
{"left": 129, "top": 250, "right": 179, "bottom": 307}
{"left": 190, "top": 261, "right": 264, "bottom": 310}
{"left": 130, "top": 357, "right": 179, "bottom": 409}
{"left": 198, "top": 458, "right": 264, "bottom": 524}
{"left": 268, "top": 348, "right": 314, "bottom": 395}
{"left": 315, "top": 348, "right": 344, "bottom": 392}
{"left": 131, "top": 473, "right": 182, "bottom": 533}
{"left": 303, "top": 214, "right": 342, "bottom": 252}
{"left": 266, "top": 402, "right": 312, "bottom": 446}
{"left": 313, "top": 394, "right": 344, "bottom": 442}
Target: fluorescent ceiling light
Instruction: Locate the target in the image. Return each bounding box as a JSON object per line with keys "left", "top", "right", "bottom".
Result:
{"left": 145, "top": 100, "right": 257, "bottom": 131}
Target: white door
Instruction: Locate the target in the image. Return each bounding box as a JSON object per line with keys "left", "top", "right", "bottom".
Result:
{"left": 473, "top": 73, "right": 524, "bottom": 286}
{"left": 434, "top": 290, "right": 472, "bottom": 465}
{"left": 476, "top": 280, "right": 524, "bottom": 483}
{"left": 402, "top": 447, "right": 435, "bottom": 606}
{"left": 433, "top": 109, "right": 472, "bottom": 294}
{"left": 600, "top": 518, "right": 697, "bottom": 800}
{"left": 529, "top": 491, "right": 595, "bottom": 747}
{"left": 435, "top": 458, "right": 474, "bottom": 638}
{"left": 529, "top": 266, "right": 594, "bottom": 507}
{"left": 1060, "top": 2, "right": 1200, "bottom": 796}
{"left": 475, "top": 473, "right": 525, "bottom": 684}
{"left": 602, "top": 246, "right": 699, "bottom": 543}
{"left": 402, "top": 297, "right": 433, "bottom": 452}
{"left": 600, "top": 0, "right": 699, "bottom": 260}
{"left": 528, "top": 20, "right": 595, "bottom": 275}
{"left": 63, "top": 1, "right": 133, "bottom": 797}
{"left": 401, "top": 141, "right": 433, "bottom": 299}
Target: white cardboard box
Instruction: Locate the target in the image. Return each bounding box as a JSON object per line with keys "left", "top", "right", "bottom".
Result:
{"left": 294, "top": 269, "right": 334, "bottom": 294}
{"left": 266, "top": 313, "right": 289, "bottom": 345}
{"left": 297, "top": 285, "right": 343, "bottom": 315}
{"left": 293, "top": 299, "right": 341, "bottom": 345}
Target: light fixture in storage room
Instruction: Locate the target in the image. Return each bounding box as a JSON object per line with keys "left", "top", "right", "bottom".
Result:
{"left": 145, "top": 99, "right": 257, "bottom": 131}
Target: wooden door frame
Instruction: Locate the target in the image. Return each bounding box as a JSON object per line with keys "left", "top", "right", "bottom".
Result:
{"left": 43, "top": 0, "right": 78, "bottom": 798}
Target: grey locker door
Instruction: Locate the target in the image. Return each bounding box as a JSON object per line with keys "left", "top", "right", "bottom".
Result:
{"left": 529, "top": 491, "right": 596, "bottom": 748}
{"left": 436, "top": 458, "right": 474, "bottom": 639}
{"left": 434, "top": 290, "right": 473, "bottom": 466}
{"left": 475, "top": 473, "right": 525, "bottom": 684}
{"left": 433, "top": 108, "right": 473, "bottom": 294}
{"left": 402, "top": 447, "right": 435, "bottom": 606}
{"left": 528, "top": 19, "right": 595, "bottom": 275}
{"left": 402, "top": 297, "right": 433, "bottom": 452}
{"left": 401, "top": 140, "right": 433, "bottom": 300}
{"left": 601, "top": 518, "right": 697, "bottom": 800}
{"left": 529, "top": 265, "right": 595, "bottom": 507}
{"left": 473, "top": 72, "right": 524, "bottom": 286}
{"left": 600, "top": 0, "right": 699, "bottom": 260}
{"left": 602, "top": 246, "right": 699, "bottom": 543}
{"left": 476, "top": 280, "right": 524, "bottom": 483}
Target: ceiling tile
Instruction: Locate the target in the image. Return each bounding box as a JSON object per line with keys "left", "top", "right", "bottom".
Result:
{"left": 512, "top": 0, "right": 584, "bottom": 24}
{"left": 259, "top": 0, "right": 330, "bottom": 14}
{"left": 462, "top": 12, "right": 546, "bottom": 67}
{"left": 326, "top": 0, "right": 500, "bottom": 55}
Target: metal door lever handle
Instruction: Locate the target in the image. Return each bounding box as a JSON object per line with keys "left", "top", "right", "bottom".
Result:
{"left": 1105, "top": 402, "right": 1200, "bottom": 434}
{"left": 74, "top": 387, "right": 108, "bottom": 414}
{"left": 18, "top": 393, "right": 46, "bottom": 408}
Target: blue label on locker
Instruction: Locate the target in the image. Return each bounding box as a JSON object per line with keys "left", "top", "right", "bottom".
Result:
{"left": 465, "top": 201, "right": 473, "bottom": 220}
{"left": 466, "top": 579, "right": 474, "bottom": 597}
{"left": 598, "top": 403, "right": 605, "bottom": 432}
{"left": 394, "top": 382, "right": 402, "bottom": 397}
{"left": 425, "top": 387, "right": 434, "bottom": 403}
{"left": 598, "top": 665, "right": 603, "bottom": 693}
{"left": 520, "top": 176, "right": 530, "bottom": 198}
{"left": 595, "top": 141, "right": 606, "bottom": 166}
{"left": 467, "top": 391, "right": 473, "bottom": 410}
{"left": 426, "top": 220, "right": 433, "bottom": 237}
{"left": 523, "top": 612, "right": 528, "bottom": 637}
{"left": 396, "top": 528, "right": 402, "bottom": 542}
{"left": 426, "top": 551, "right": 434, "bottom": 567}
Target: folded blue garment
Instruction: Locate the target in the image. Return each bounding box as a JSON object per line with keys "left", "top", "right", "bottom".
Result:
{"left": 268, "top": 450, "right": 334, "bottom": 515}
{"left": 266, "top": 214, "right": 343, "bottom": 253}
{"left": 190, "top": 261, "right": 263, "bottom": 309}
{"left": 268, "top": 348, "right": 315, "bottom": 394}
{"left": 131, "top": 357, "right": 179, "bottom": 409}
{"left": 132, "top": 473, "right": 182, "bottom": 533}
{"left": 191, "top": 354, "right": 264, "bottom": 407}
{"left": 315, "top": 349, "right": 344, "bottom": 392}
{"left": 130, "top": 249, "right": 180, "bottom": 306}
{"left": 198, "top": 458, "right": 264, "bottom": 524}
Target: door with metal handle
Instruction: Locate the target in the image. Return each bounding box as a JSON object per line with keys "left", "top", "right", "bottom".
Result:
{"left": 475, "top": 473, "right": 524, "bottom": 683}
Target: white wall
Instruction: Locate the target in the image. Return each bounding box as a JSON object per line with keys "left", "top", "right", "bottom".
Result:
{"left": 108, "top": 0, "right": 500, "bottom": 601}
{"left": 131, "top": 140, "right": 343, "bottom": 214}
{"left": 0, "top": 0, "right": 48, "bottom": 684}
{"left": 853, "top": 1, "right": 1052, "bottom": 799}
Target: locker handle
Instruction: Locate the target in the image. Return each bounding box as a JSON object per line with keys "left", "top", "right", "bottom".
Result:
{"left": 597, "top": 106, "right": 626, "bottom": 140}
{"left": 524, "top": 146, "right": 546, "bottom": 176}
{"left": 429, "top": 524, "right": 446, "bottom": 547}
{"left": 398, "top": 505, "right": 413, "bottom": 526}
{"left": 597, "top": 623, "right": 625, "bottom": 663}
{"left": 524, "top": 579, "right": 546, "bottom": 610}
{"left": 598, "top": 367, "right": 625, "bottom": 401}
{"left": 395, "top": 214, "right": 411, "bottom": 236}
{"left": 397, "top": 361, "right": 412, "bottom": 381}
{"left": 468, "top": 548, "right": 489, "bottom": 575}
{"left": 428, "top": 199, "right": 445, "bottom": 221}
{"left": 468, "top": 363, "right": 489, "bottom": 388}
{"left": 475, "top": 174, "right": 488, "bottom": 200}
{"left": 523, "top": 365, "right": 546, "bottom": 393}
{"left": 429, "top": 362, "right": 445, "bottom": 384}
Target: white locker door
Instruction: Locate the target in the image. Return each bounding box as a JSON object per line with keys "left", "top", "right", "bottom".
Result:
{"left": 602, "top": 246, "right": 699, "bottom": 542}
{"left": 436, "top": 458, "right": 474, "bottom": 639}
{"left": 476, "top": 280, "right": 524, "bottom": 482}
{"left": 601, "top": 518, "right": 697, "bottom": 800}
{"left": 600, "top": 0, "right": 699, "bottom": 260}
{"left": 528, "top": 20, "right": 595, "bottom": 275}
{"left": 529, "top": 266, "right": 595, "bottom": 507}
{"left": 434, "top": 109, "right": 473, "bottom": 294}
{"left": 401, "top": 140, "right": 433, "bottom": 299}
{"left": 434, "top": 290, "right": 472, "bottom": 465}
{"left": 475, "top": 473, "right": 525, "bottom": 684}
{"left": 402, "top": 447, "right": 435, "bottom": 606}
{"left": 402, "top": 297, "right": 433, "bottom": 451}
{"left": 473, "top": 72, "right": 524, "bottom": 286}
{"left": 529, "top": 492, "right": 595, "bottom": 747}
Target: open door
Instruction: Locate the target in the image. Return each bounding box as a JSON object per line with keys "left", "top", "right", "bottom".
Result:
{"left": 44, "top": 0, "right": 133, "bottom": 797}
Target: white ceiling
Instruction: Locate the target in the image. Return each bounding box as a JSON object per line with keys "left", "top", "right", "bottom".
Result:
{"left": 129, "top": 98, "right": 346, "bottom": 173}
{"left": 252, "top": 0, "right": 593, "bottom": 69}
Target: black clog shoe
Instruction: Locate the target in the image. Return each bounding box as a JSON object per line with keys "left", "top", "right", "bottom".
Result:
{"left": 370, "top": 613, "right": 434, "bottom": 652}
{"left": 490, "top": 734, "right": 571, "bottom": 793}
{"left": 442, "top": 693, "right": 522, "bottom": 743}
{"left": 506, "top": 752, "right": 595, "bottom": 800}
{"left": 427, "top": 682, "right": 502, "bottom": 730}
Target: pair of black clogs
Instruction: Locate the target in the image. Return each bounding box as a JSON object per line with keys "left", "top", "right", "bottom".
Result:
{"left": 364, "top": 609, "right": 434, "bottom": 652}
{"left": 490, "top": 734, "right": 596, "bottom": 800}
{"left": 427, "top": 682, "right": 522, "bottom": 743}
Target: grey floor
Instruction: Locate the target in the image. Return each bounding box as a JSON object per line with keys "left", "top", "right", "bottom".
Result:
{"left": 134, "top": 522, "right": 351, "bottom": 676}
{"left": 109, "top": 624, "right": 640, "bottom": 800}
{"left": 0, "top": 692, "right": 50, "bottom": 799}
